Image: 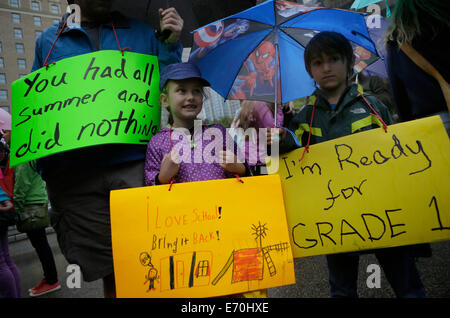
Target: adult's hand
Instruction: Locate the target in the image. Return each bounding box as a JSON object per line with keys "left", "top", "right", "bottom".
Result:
{"left": 159, "top": 7, "right": 184, "bottom": 44}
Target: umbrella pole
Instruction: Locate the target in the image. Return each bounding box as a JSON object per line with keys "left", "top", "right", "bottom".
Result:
{"left": 274, "top": 42, "right": 279, "bottom": 128}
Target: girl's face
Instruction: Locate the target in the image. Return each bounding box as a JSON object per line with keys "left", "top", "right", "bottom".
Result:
{"left": 161, "top": 79, "right": 204, "bottom": 128}
{"left": 309, "top": 52, "right": 349, "bottom": 95}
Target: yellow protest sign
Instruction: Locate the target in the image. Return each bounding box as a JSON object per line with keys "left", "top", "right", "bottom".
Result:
{"left": 110, "top": 175, "right": 295, "bottom": 298}
{"left": 267, "top": 116, "right": 450, "bottom": 258}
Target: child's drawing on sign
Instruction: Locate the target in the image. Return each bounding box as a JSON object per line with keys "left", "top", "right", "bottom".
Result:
{"left": 110, "top": 175, "right": 296, "bottom": 297}
{"left": 159, "top": 251, "right": 213, "bottom": 292}
{"left": 139, "top": 252, "right": 159, "bottom": 292}
{"left": 212, "top": 222, "right": 290, "bottom": 285}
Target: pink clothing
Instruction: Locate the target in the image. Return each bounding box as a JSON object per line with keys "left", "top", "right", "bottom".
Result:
{"left": 0, "top": 109, "right": 11, "bottom": 132}
{"left": 245, "top": 102, "right": 283, "bottom": 167}
{"left": 250, "top": 101, "right": 284, "bottom": 129}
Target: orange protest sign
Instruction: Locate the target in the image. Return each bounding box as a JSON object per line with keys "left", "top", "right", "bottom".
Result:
{"left": 110, "top": 174, "right": 295, "bottom": 298}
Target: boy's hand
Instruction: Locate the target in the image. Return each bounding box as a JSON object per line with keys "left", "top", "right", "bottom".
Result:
{"left": 282, "top": 101, "right": 295, "bottom": 114}
{"left": 267, "top": 128, "right": 286, "bottom": 145}
{"left": 158, "top": 150, "right": 181, "bottom": 184}
{"left": 219, "top": 151, "right": 246, "bottom": 176}
{"left": 159, "top": 7, "right": 183, "bottom": 44}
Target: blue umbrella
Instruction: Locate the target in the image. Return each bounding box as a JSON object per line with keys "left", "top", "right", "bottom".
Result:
{"left": 189, "top": 0, "right": 380, "bottom": 116}
{"left": 362, "top": 16, "right": 389, "bottom": 78}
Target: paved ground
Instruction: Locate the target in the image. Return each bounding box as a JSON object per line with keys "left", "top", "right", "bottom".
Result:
{"left": 9, "top": 233, "right": 103, "bottom": 298}
{"left": 269, "top": 241, "right": 450, "bottom": 298}
{"left": 8, "top": 232, "right": 450, "bottom": 298}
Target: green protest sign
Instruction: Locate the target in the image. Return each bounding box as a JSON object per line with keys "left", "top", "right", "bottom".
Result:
{"left": 10, "top": 50, "right": 160, "bottom": 167}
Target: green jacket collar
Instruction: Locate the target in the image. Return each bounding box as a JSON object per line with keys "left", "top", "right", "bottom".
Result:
{"left": 311, "top": 84, "right": 363, "bottom": 111}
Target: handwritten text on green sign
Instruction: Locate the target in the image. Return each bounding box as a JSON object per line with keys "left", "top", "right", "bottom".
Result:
{"left": 11, "top": 50, "right": 161, "bottom": 166}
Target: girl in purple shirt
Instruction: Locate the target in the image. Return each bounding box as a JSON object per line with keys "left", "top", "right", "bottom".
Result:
{"left": 144, "top": 63, "right": 247, "bottom": 187}
{"left": 144, "top": 62, "right": 266, "bottom": 298}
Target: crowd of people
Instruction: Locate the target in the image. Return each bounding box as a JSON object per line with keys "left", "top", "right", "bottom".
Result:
{"left": 0, "top": 0, "right": 448, "bottom": 299}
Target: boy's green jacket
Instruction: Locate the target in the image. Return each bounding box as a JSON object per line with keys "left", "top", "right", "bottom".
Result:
{"left": 13, "top": 160, "right": 48, "bottom": 213}
{"left": 281, "top": 84, "right": 394, "bottom": 153}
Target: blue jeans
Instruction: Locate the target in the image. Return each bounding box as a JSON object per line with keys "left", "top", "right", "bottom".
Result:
{"left": 326, "top": 246, "right": 426, "bottom": 298}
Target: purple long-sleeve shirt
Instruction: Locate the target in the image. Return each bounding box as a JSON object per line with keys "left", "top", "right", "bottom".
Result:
{"left": 145, "top": 124, "right": 239, "bottom": 186}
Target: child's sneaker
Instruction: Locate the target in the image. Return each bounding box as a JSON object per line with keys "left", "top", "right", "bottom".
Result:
{"left": 29, "top": 281, "right": 61, "bottom": 297}
{"left": 28, "top": 278, "right": 47, "bottom": 293}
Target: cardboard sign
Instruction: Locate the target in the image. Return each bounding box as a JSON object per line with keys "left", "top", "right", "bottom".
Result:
{"left": 10, "top": 50, "right": 160, "bottom": 167}
{"left": 110, "top": 175, "right": 295, "bottom": 298}
{"left": 267, "top": 116, "right": 450, "bottom": 258}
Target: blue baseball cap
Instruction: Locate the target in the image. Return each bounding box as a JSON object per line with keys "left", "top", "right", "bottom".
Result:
{"left": 159, "top": 62, "right": 210, "bottom": 90}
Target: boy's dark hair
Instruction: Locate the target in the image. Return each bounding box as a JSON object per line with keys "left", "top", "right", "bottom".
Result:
{"left": 304, "top": 31, "right": 355, "bottom": 77}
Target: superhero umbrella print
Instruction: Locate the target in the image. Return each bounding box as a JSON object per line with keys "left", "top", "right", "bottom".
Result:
{"left": 189, "top": 0, "right": 381, "bottom": 109}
